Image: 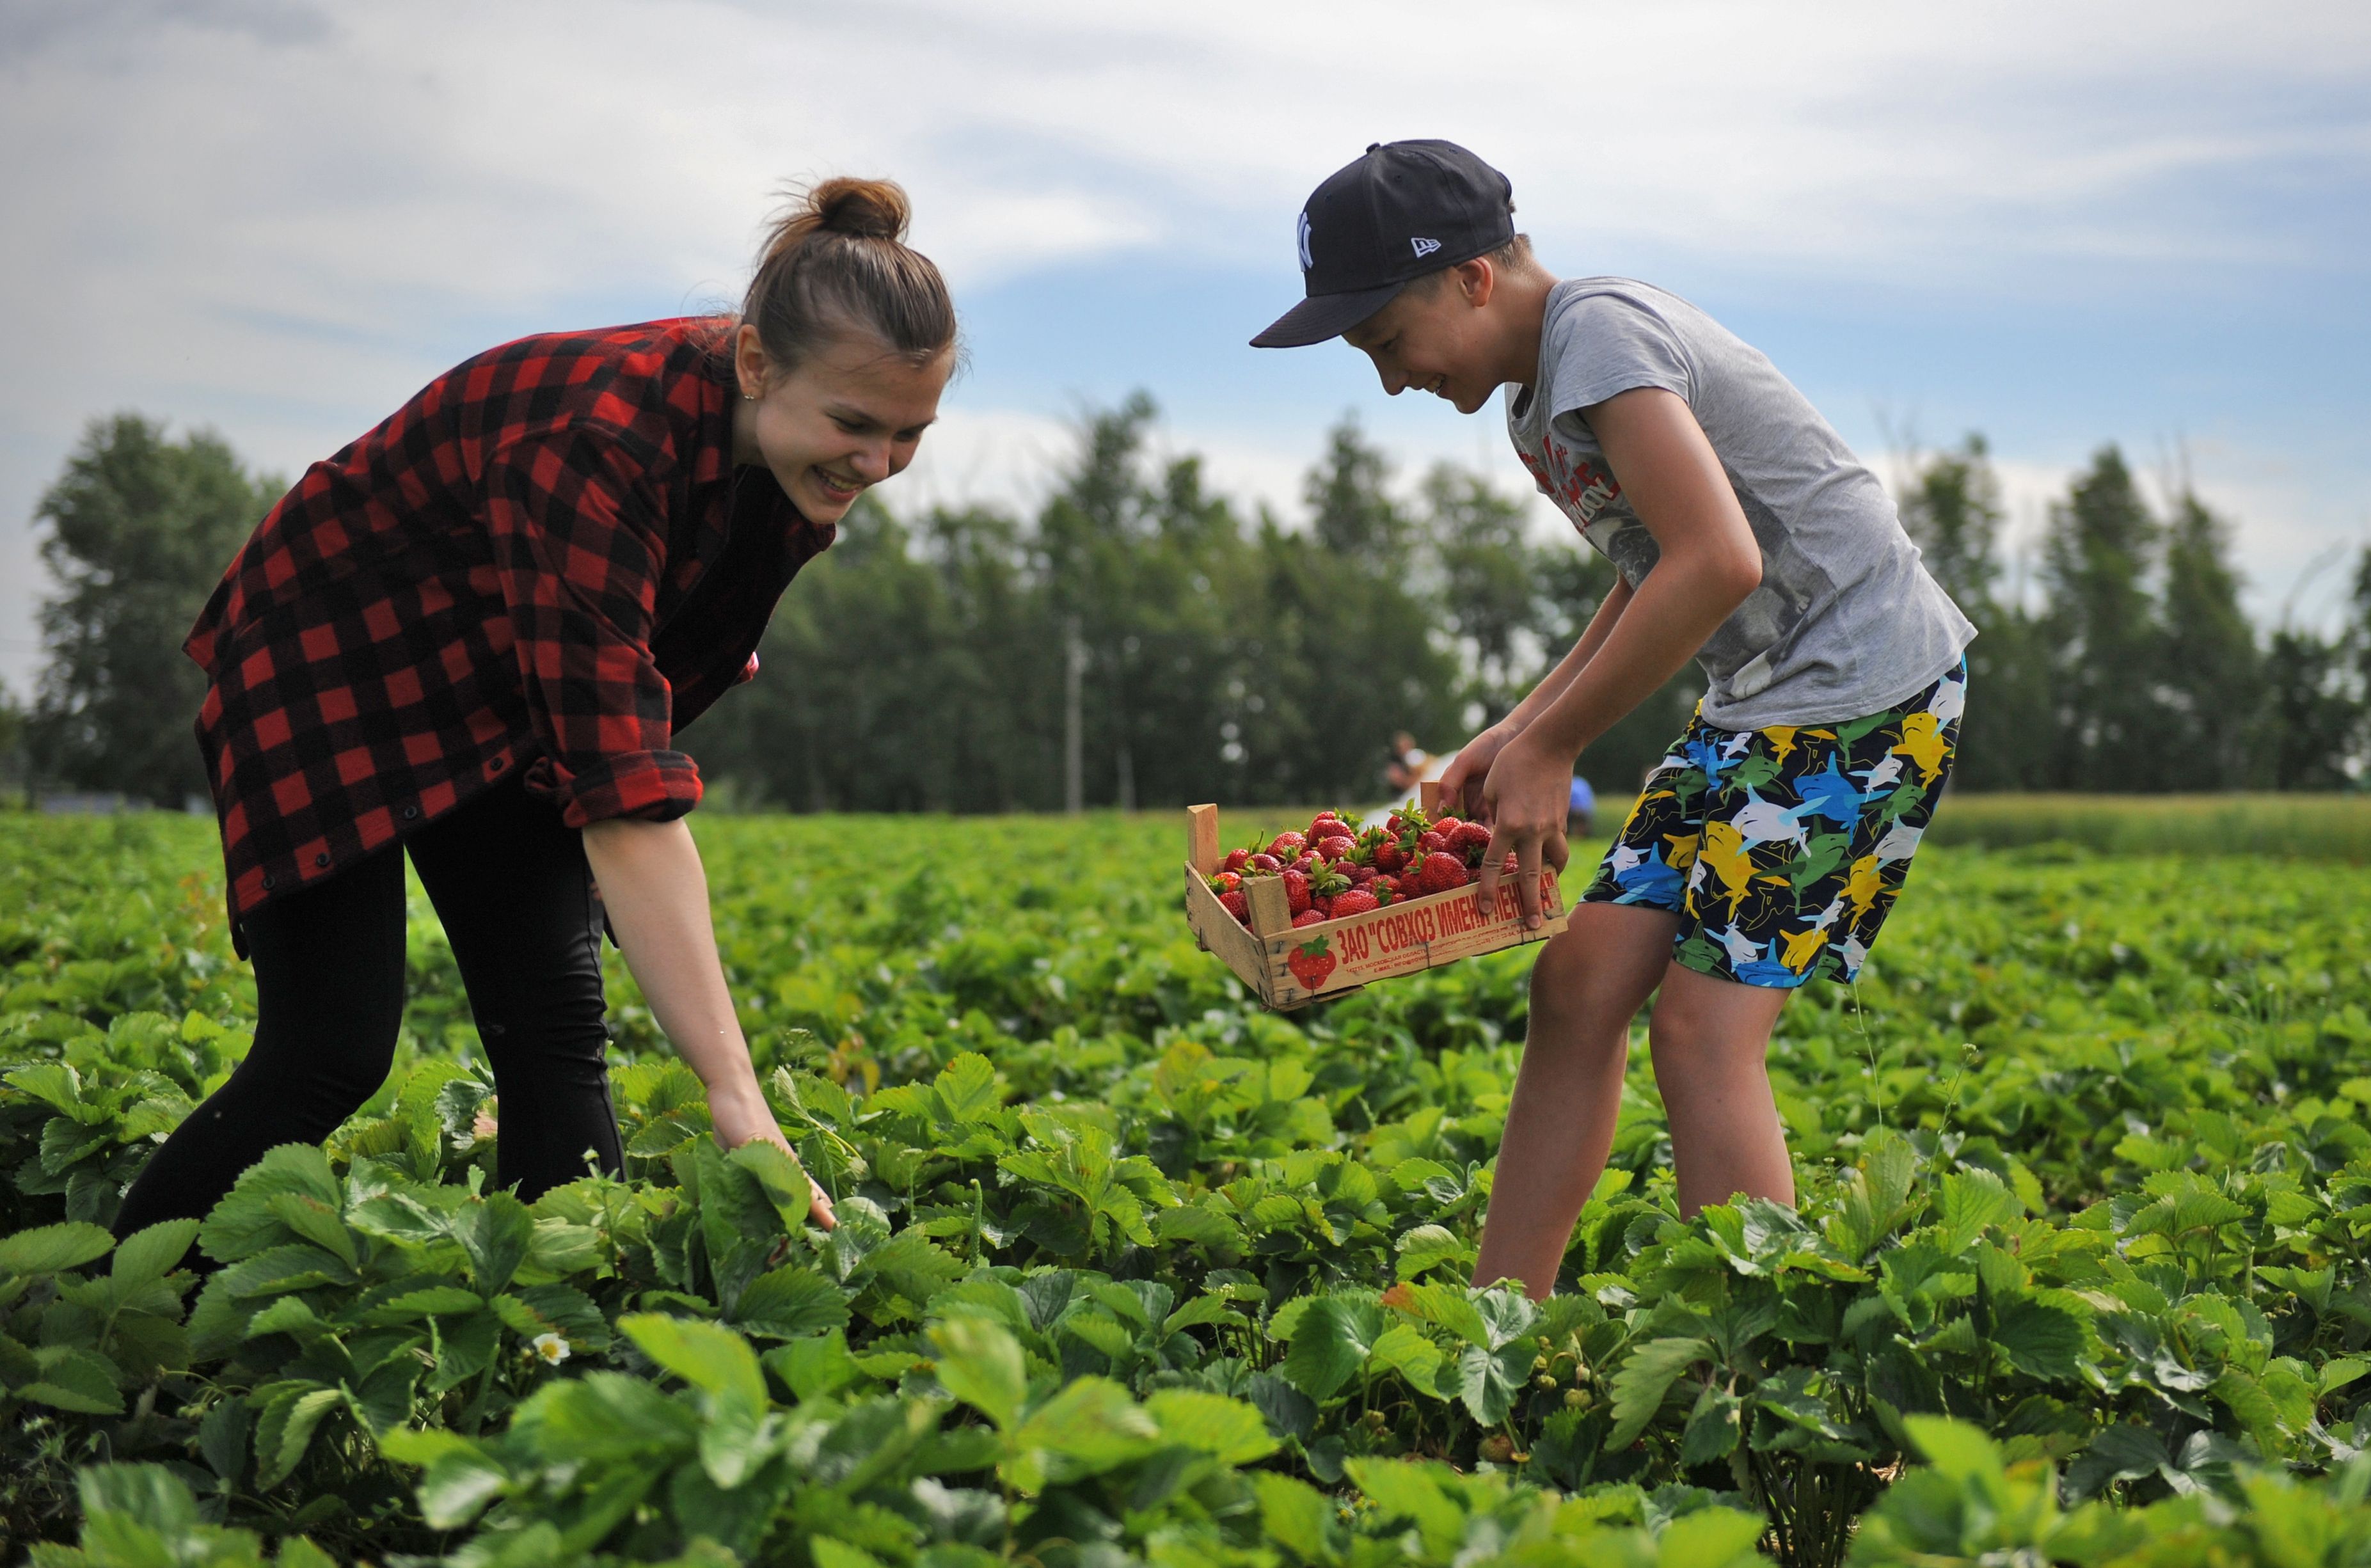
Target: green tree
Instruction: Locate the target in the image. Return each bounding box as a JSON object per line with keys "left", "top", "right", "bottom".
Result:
{"left": 1423, "top": 462, "right": 1541, "bottom": 721}
{"left": 28, "top": 415, "right": 279, "bottom": 806}
{"left": 1899, "top": 433, "right": 2004, "bottom": 621}
{"left": 1306, "top": 412, "right": 1411, "bottom": 564}
{"left": 1897, "top": 435, "right": 2056, "bottom": 791}
{"left": 2262, "top": 628, "right": 2357, "bottom": 789}
{"left": 2157, "top": 492, "right": 2264, "bottom": 789}
{"left": 2039, "top": 447, "right": 2164, "bottom": 789}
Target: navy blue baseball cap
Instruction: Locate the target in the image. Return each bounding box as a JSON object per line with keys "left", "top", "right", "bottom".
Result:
{"left": 1251, "top": 139, "right": 1516, "bottom": 349}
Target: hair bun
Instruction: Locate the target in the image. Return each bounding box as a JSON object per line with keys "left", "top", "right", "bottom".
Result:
{"left": 810, "top": 177, "right": 910, "bottom": 241}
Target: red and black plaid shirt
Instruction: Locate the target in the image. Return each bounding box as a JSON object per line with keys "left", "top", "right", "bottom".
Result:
{"left": 186, "top": 318, "right": 833, "bottom": 942}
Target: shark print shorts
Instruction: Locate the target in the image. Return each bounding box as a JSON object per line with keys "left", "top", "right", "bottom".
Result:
{"left": 1580, "top": 659, "right": 1967, "bottom": 988}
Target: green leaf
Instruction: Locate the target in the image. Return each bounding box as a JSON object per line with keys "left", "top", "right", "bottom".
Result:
{"left": 933, "top": 1052, "right": 1003, "bottom": 1122}
{"left": 1386, "top": 1279, "right": 1489, "bottom": 1348}
{"left": 929, "top": 1315, "right": 1028, "bottom": 1432}
{"left": 1990, "top": 1295, "right": 2086, "bottom": 1381}
{"left": 525, "top": 1370, "right": 702, "bottom": 1463}
{"left": 454, "top": 1192, "right": 534, "bottom": 1295}
{"left": 725, "top": 1136, "right": 819, "bottom": 1233}
{"left": 766, "top": 1329, "right": 860, "bottom": 1402}
{"left": 108, "top": 1219, "right": 199, "bottom": 1287}
{"left": 1606, "top": 1337, "right": 1708, "bottom": 1450}
{"left": 75, "top": 1462, "right": 198, "bottom": 1534}
{"left": 1904, "top": 1414, "right": 2006, "bottom": 1487}
{"left": 726, "top": 1262, "right": 848, "bottom": 1338}
{"left": 1393, "top": 1223, "right": 1465, "bottom": 1279}
{"left": 621, "top": 1313, "right": 768, "bottom": 1418}
{"left": 20, "top": 1346, "right": 124, "bottom": 1414}
{"left": 254, "top": 1383, "right": 344, "bottom": 1488}
{"left": 413, "top": 1448, "right": 511, "bottom": 1530}
{"left": 0, "top": 1221, "right": 115, "bottom": 1276}
{"left": 1145, "top": 1389, "right": 1278, "bottom": 1464}
{"left": 265, "top": 1192, "right": 358, "bottom": 1269}
{"left": 1933, "top": 1168, "right": 2015, "bottom": 1251}
{"left": 1365, "top": 1323, "right": 1445, "bottom": 1395}
{"left": 1679, "top": 1385, "right": 1743, "bottom": 1468}
{"left": 1008, "top": 1375, "right": 1158, "bottom": 1483}
{"left": 200, "top": 1144, "right": 342, "bottom": 1263}
{"left": 1655, "top": 1507, "right": 1768, "bottom": 1568}
{"left": 1253, "top": 1471, "right": 1338, "bottom": 1565}
{"left": 1280, "top": 1296, "right": 1381, "bottom": 1403}
{"left": 1456, "top": 1342, "right": 1534, "bottom": 1425}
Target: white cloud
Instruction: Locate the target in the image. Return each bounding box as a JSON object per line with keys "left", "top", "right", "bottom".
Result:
{"left": 3, "top": 0, "right": 2367, "bottom": 695}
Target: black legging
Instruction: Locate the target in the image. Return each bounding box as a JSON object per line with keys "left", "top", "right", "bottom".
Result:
{"left": 113, "top": 777, "right": 626, "bottom": 1241}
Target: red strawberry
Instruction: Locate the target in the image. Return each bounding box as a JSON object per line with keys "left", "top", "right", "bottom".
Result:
{"left": 1221, "top": 890, "right": 1249, "bottom": 924}
{"left": 1329, "top": 887, "right": 1379, "bottom": 918}
{"left": 1285, "top": 935, "right": 1336, "bottom": 987}
{"left": 1283, "top": 869, "right": 1312, "bottom": 915}
{"left": 1501, "top": 851, "right": 1521, "bottom": 875}
{"left": 1209, "top": 871, "right": 1242, "bottom": 895}
{"left": 1316, "top": 834, "right": 1357, "bottom": 862}
{"left": 1413, "top": 851, "right": 1468, "bottom": 896}
{"left": 1249, "top": 852, "right": 1281, "bottom": 873}
{"left": 1417, "top": 830, "right": 1448, "bottom": 855}
{"left": 1374, "top": 841, "right": 1408, "bottom": 874}
{"left": 1291, "top": 908, "right": 1325, "bottom": 928}
{"left": 1223, "top": 848, "right": 1250, "bottom": 873}
{"left": 1372, "top": 875, "right": 1402, "bottom": 900}
{"left": 1269, "top": 831, "right": 1308, "bottom": 859}
{"left": 1308, "top": 814, "right": 1348, "bottom": 841}
{"left": 1345, "top": 863, "right": 1376, "bottom": 885}
{"left": 1434, "top": 815, "right": 1463, "bottom": 833}
{"left": 1447, "top": 821, "right": 1493, "bottom": 864}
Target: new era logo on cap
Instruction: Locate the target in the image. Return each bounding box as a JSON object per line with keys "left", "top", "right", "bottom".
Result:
{"left": 1251, "top": 139, "right": 1516, "bottom": 349}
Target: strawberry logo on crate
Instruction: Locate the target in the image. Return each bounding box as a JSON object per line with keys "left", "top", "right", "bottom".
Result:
{"left": 1286, "top": 935, "right": 1336, "bottom": 990}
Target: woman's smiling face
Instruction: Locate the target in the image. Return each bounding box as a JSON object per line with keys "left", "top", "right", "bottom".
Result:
{"left": 733, "top": 322, "right": 951, "bottom": 523}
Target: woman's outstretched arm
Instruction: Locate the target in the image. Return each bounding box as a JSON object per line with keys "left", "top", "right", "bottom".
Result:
{"left": 582, "top": 816, "right": 836, "bottom": 1228}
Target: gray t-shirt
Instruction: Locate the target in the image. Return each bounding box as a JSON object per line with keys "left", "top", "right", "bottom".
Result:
{"left": 1506, "top": 278, "right": 1974, "bottom": 729}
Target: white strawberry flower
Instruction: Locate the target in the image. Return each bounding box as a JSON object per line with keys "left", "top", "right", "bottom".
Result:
{"left": 530, "top": 1333, "right": 570, "bottom": 1364}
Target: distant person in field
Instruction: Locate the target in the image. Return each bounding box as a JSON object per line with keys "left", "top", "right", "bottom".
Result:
{"left": 113, "top": 179, "right": 961, "bottom": 1250}
{"left": 1254, "top": 141, "right": 1972, "bottom": 1297}
{"left": 1566, "top": 773, "right": 1595, "bottom": 838}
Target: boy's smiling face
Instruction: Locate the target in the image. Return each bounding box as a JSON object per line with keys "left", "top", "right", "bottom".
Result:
{"left": 1341, "top": 258, "right": 1511, "bottom": 416}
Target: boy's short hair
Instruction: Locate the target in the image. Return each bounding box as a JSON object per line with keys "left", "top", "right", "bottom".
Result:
{"left": 1404, "top": 233, "right": 1536, "bottom": 296}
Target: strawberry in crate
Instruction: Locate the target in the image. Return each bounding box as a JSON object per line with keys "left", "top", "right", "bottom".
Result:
{"left": 1205, "top": 804, "right": 1516, "bottom": 930}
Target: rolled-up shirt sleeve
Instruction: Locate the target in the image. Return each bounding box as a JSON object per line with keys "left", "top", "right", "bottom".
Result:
{"left": 482, "top": 432, "right": 702, "bottom": 827}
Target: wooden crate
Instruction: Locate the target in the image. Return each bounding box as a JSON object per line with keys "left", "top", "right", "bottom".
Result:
{"left": 1181, "top": 784, "right": 1570, "bottom": 1011}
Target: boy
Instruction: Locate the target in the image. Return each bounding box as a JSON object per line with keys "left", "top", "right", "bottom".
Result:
{"left": 1252, "top": 141, "right": 1973, "bottom": 1299}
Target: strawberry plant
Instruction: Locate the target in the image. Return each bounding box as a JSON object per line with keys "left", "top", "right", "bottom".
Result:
{"left": 4, "top": 811, "right": 2371, "bottom": 1563}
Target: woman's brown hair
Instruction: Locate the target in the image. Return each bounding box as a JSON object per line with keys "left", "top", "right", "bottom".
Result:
{"left": 740, "top": 177, "right": 958, "bottom": 378}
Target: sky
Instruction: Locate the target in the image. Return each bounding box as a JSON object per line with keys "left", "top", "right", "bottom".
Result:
{"left": 3, "top": 0, "right": 2368, "bottom": 699}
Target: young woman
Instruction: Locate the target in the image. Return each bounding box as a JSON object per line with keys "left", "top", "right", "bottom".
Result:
{"left": 113, "top": 178, "right": 958, "bottom": 1244}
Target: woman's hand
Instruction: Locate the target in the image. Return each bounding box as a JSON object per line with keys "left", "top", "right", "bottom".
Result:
{"left": 711, "top": 1079, "right": 838, "bottom": 1230}
{"left": 1473, "top": 730, "right": 1575, "bottom": 930}
{"left": 1435, "top": 720, "right": 1525, "bottom": 821}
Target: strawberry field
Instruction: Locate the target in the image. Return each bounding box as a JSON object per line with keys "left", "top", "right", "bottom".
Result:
{"left": 5, "top": 809, "right": 2371, "bottom": 1568}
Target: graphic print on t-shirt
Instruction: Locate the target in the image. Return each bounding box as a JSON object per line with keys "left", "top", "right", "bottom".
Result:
{"left": 1516, "top": 427, "right": 1820, "bottom": 704}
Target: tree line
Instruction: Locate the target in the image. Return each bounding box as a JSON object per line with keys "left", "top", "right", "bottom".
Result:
{"left": 12, "top": 406, "right": 2370, "bottom": 813}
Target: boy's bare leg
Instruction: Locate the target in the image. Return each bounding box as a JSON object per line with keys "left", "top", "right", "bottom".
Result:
{"left": 1473, "top": 903, "right": 1677, "bottom": 1299}
{"left": 1647, "top": 962, "right": 1795, "bottom": 1216}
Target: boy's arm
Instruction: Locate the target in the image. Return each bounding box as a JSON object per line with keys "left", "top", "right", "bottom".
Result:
{"left": 1438, "top": 576, "right": 1631, "bottom": 820}
{"left": 1473, "top": 387, "right": 1761, "bottom": 925}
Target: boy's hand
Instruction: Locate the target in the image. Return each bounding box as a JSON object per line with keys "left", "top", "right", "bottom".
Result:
{"left": 1474, "top": 731, "right": 1573, "bottom": 930}
{"left": 1436, "top": 720, "right": 1522, "bottom": 820}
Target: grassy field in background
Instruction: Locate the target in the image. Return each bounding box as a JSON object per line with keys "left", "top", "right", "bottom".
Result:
{"left": 1925, "top": 791, "right": 2371, "bottom": 862}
